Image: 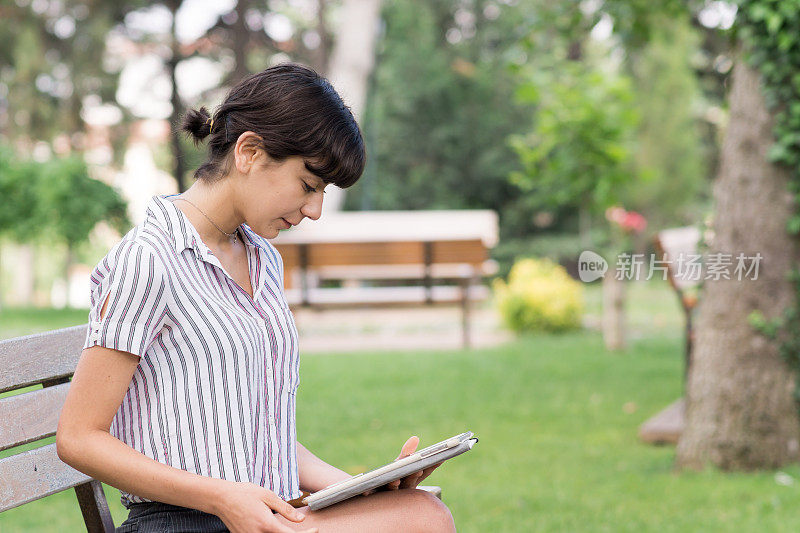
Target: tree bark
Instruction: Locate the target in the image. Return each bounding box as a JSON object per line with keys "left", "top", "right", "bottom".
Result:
{"left": 312, "top": 0, "right": 332, "bottom": 75}
{"left": 322, "top": 0, "right": 382, "bottom": 214}
{"left": 602, "top": 274, "right": 626, "bottom": 351}
{"left": 676, "top": 59, "right": 800, "bottom": 470}
{"left": 230, "top": 0, "right": 250, "bottom": 84}
{"left": 167, "top": 0, "right": 187, "bottom": 192}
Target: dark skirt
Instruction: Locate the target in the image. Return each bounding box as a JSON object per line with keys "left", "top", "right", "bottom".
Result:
{"left": 115, "top": 501, "right": 229, "bottom": 532}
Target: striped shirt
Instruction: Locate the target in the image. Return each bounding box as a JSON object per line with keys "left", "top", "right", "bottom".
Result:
{"left": 82, "top": 193, "right": 302, "bottom": 509}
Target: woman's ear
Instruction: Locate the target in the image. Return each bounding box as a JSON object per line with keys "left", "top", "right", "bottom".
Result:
{"left": 233, "top": 131, "right": 263, "bottom": 174}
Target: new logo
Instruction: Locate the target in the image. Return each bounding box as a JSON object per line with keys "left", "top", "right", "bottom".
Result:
{"left": 578, "top": 251, "right": 608, "bottom": 282}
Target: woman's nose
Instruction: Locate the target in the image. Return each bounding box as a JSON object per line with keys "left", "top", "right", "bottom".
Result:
{"left": 301, "top": 192, "right": 324, "bottom": 221}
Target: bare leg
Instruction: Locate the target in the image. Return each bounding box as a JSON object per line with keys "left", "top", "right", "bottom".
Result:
{"left": 273, "top": 489, "right": 456, "bottom": 532}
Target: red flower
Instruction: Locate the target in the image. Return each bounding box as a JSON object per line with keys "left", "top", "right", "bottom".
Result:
{"left": 605, "top": 206, "right": 647, "bottom": 234}
{"left": 620, "top": 211, "right": 647, "bottom": 233}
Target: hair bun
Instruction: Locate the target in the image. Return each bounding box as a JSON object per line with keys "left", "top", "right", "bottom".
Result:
{"left": 181, "top": 106, "right": 213, "bottom": 144}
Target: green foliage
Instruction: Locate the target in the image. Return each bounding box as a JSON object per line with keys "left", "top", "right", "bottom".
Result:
{"left": 493, "top": 257, "right": 584, "bottom": 333}
{"left": 623, "top": 15, "right": 710, "bottom": 231}
{"left": 0, "top": 146, "right": 42, "bottom": 242}
{"left": 736, "top": 0, "right": 800, "bottom": 229}
{"left": 600, "top": 0, "right": 696, "bottom": 49}
{"left": 747, "top": 310, "right": 780, "bottom": 339}
{"left": 509, "top": 61, "right": 639, "bottom": 216}
{"left": 0, "top": 2, "right": 143, "bottom": 148}
{"left": 35, "top": 156, "right": 129, "bottom": 248}
{"left": 345, "top": 0, "right": 537, "bottom": 238}
{"left": 491, "top": 230, "right": 607, "bottom": 279}
{"left": 736, "top": 0, "right": 800, "bottom": 407}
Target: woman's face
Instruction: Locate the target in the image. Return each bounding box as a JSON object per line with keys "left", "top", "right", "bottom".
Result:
{"left": 235, "top": 148, "right": 327, "bottom": 239}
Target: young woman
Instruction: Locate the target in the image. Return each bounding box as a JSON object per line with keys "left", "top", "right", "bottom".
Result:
{"left": 56, "top": 63, "right": 456, "bottom": 533}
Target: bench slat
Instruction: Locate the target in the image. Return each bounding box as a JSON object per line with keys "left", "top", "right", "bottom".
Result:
{"left": 310, "top": 260, "right": 498, "bottom": 281}
{"left": 277, "top": 240, "right": 489, "bottom": 271}
{"left": 431, "top": 240, "right": 488, "bottom": 264}
{"left": 306, "top": 241, "right": 428, "bottom": 267}
{"left": 0, "top": 325, "right": 86, "bottom": 394}
{"left": 0, "top": 443, "right": 92, "bottom": 512}
{"left": 285, "top": 285, "right": 489, "bottom": 306}
{"left": 0, "top": 382, "right": 69, "bottom": 451}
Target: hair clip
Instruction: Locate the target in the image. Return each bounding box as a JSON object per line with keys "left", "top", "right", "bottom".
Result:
{"left": 205, "top": 117, "right": 214, "bottom": 131}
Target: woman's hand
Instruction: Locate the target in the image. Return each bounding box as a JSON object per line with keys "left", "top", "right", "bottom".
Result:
{"left": 362, "top": 436, "right": 443, "bottom": 496}
{"left": 215, "top": 481, "right": 317, "bottom": 533}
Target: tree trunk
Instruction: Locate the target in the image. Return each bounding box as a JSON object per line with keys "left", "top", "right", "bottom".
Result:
{"left": 578, "top": 202, "right": 591, "bottom": 249}
{"left": 312, "top": 0, "right": 333, "bottom": 75}
{"left": 230, "top": 0, "right": 250, "bottom": 83}
{"left": 676, "top": 59, "right": 800, "bottom": 470}
{"left": 322, "top": 0, "right": 382, "bottom": 214}
{"left": 167, "top": 0, "right": 187, "bottom": 192}
{"left": 602, "top": 273, "right": 626, "bottom": 351}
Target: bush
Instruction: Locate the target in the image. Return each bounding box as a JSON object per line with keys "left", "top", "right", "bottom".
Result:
{"left": 493, "top": 257, "right": 584, "bottom": 333}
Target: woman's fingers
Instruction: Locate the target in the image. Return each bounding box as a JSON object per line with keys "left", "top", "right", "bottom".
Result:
{"left": 399, "top": 471, "right": 424, "bottom": 489}
{"left": 416, "top": 462, "right": 443, "bottom": 485}
{"left": 263, "top": 491, "right": 307, "bottom": 523}
{"left": 396, "top": 436, "right": 419, "bottom": 460}
{"left": 384, "top": 460, "right": 445, "bottom": 491}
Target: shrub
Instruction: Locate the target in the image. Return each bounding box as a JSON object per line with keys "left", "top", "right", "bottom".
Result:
{"left": 493, "top": 257, "right": 584, "bottom": 333}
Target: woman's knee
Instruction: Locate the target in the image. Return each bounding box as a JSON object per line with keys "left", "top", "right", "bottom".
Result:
{"left": 403, "top": 489, "right": 456, "bottom": 533}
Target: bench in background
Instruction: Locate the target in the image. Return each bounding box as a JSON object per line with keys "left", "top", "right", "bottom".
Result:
{"left": 273, "top": 210, "right": 500, "bottom": 349}
{"left": 639, "top": 226, "right": 701, "bottom": 445}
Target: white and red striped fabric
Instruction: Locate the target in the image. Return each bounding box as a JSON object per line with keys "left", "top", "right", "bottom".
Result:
{"left": 83, "top": 194, "right": 301, "bottom": 509}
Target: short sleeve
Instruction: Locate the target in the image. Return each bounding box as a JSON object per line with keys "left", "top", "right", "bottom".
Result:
{"left": 83, "top": 240, "right": 170, "bottom": 359}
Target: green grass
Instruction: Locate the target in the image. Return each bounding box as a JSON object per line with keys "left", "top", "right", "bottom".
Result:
{"left": 0, "top": 305, "right": 89, "bottom": 339}
{"left": 3, "top": 286, "right": 800, "bottom": 531}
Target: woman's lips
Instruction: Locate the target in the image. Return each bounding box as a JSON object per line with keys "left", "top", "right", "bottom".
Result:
{"left": 281, "top": 218, "right": 291, "bottom": 228}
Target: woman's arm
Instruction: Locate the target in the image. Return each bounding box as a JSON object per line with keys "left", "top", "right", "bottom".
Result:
{"left": 57, "top": 343, "right": 309, "bottom": 532}
{"left": 56, "top": 344, "right": 229, "bottom": 516}
{"left": 296, "top": 442, "right": 352, "bottom": 492}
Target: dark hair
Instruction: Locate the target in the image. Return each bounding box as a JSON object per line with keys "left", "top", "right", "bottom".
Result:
{"left": 180, "top": 63, "right": 365, "bottom": 188}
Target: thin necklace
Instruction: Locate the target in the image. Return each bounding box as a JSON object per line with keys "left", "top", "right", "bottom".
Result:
{"left": 173, "top": 196, "right": 239, "bottom": 245}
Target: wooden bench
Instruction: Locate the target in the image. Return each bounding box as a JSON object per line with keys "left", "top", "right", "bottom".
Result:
{"left": 0, "top": 324, "right": 115, "bottom": 532}
{"left": 272, "top": 209, "right": 499, "bottom": 350}
{"left": 639, "top": 227, "right": 701, "bottom": 445}
{"left": 275, "top": 240, "right": 497, "bottom": 349}
{"left": 0, "top": 324, "right": 444, "bottom": 530}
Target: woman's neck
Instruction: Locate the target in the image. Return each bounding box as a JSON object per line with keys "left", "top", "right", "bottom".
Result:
{"left": 173, "top": 180, "right": 243, "bottom": 250}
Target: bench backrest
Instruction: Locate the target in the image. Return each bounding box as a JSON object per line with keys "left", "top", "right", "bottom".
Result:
{"left": 275, "top": 239, "right": 490, "bottom": 289}
{"left": 0, "top": 324, "right": 114, "bottom": 532}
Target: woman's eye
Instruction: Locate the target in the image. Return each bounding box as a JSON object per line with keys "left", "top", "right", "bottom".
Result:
{"left": 302, "top": 183, "right": 315, "bottom": 193}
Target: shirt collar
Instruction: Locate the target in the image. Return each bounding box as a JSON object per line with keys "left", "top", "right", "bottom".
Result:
{"left": 145, "top": 194, "right": 268, "bottom": 256}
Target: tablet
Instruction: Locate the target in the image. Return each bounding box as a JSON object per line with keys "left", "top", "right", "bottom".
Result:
{"left": 302, "top": 431, "right": 478, "bottom": 511}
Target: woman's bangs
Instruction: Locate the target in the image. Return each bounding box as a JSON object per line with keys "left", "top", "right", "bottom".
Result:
{"left": 304, "top": 133, "right": 365, "bottom": 189}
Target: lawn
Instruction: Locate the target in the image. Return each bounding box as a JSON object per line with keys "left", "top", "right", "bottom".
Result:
{"left": 2, "top": 282, "right": 800, "bottom": 532}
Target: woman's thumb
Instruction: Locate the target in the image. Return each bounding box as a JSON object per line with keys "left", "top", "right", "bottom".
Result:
{"left": 398, "top": 436, "right": 419, "bottom": 459}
